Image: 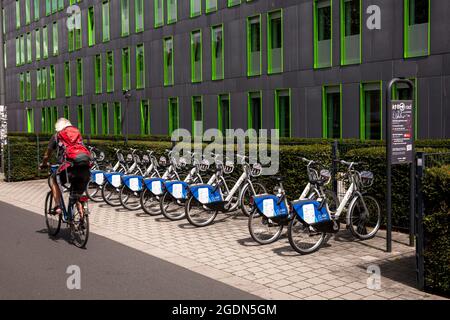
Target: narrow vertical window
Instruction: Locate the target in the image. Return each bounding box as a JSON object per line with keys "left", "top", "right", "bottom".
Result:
{"left": 26, "top": 33, "right": 32, "bottom": 63}
{"left": 192, "top": 96, "right": 203, "bottom": 136}
{"left": 102, "top": 1, "right": 110, "bottom": 42}
{"left": 341, "top": 0, "right": 361, "bottom": 65}
{"left": 360, "top": 82, "right": 382, "bottom": 140}
{"left": 19, "top": 73, "right": 25, "bottom": 102}
{"left": 26, "top": 71, "right": 31, "bottom": 101}
{"left": 88, "top": 6, "right": 95, "bottom": 46}
{"left": 49, "top": 65, "right": 56, "bottom": 99}
{"left": 154, "top": 0, "right": 164, "bottom": 27}
{"left": 114, "top": 102, "right": 122, "bottom": 135}
{"left": 101, "top": 103, "right": 109, "bottom": 134}
{"left": 140, "top": 100, "right": 151, "bottom": 135}
{"left": 90, "top": 104, "right": 98, "bottom": 135}
{"left": 42, "top": 26, "right": 48, "bottom": 58}
{"left": 51, "top": 106, "right": 57, "bottom": 128}
{"left": 404, "top": 0, "right": 430, "bottom": 58}
{"left": 34, "top": 0, "right": 39, "bottom": 21}
{"left": 191, "top": 30, "right": 202, "bottom": 83}
{"left": 52, "top": 22, "right": 58, "bottom": 56}
{"left": 35, "top": 29, "right": 41, "bottom": 61}
{"left": 25, "top": 0, "right": 31, "bottom": 25}
{"left": 52, "top": 0, "right": 57, "bottom": 14}
{"left": 64, "top": 61, "right": 71, "bottom": 97}
{"left": 247, "top": 16, "right": 261, "bottom": 76}
{"left": 168, "top": 98, "right": 179, "bottom": 134}
{"left": 247, "top": 91, "right": 262, "bottom": 133}
{"left": 206, "top": 0, "right": 218, "bottom": 13}
{"left": 268, "top": 10, "right": 283, "bottom": 74}
{"left": 75, "top": 17, "right": 82, "bottom": 50}
{"left": 121, "top": 0, "right": 129, "bottom": 36}
{"left": 58, "top": 0, "right": 64, "bottom": 10}
{"left": 63, "top": 105, "right": 70, "bottom": 120}
{"left": 122, "top": 47, "right": 130, "bottom": 90}
{"left": 76, "top": 58, "right": 83, "bottom": 96}
{"left": 190, "top": 0, "right": 201, "bottom": 18}
{"left": 163, "top": 37, "right": 174, "bottom": 86}
{"left": 16, "top": 37, "right": 20, "bottom": 66}
{"left": 322, "top": 85, "right": 342, "bottom": 139}
{"left": 41, "top": 67, "right": 48, "bottom": 100}
{"left": 136, "top": 0, "right": 144, "bottom": 32}
{"left": 393, "top": 79, "right": 418, "bottom": 138}
{"left": 275, "top": 89, "right": 291, "bottom": 138}
{"left": 36, "top": 69, "right": 41, "bottom": 100}
{"left": 95, "top": 54, "right": 102, "bottom": 94}
{"left": 26, "top": 108, "right": 34, "bottom": 133}
{"left": 211, "top": 25, "right": 224, "bottom": 80}
{"left": 68, "top": 24, "right": 74, "bottom": 52}
{"left": 218, "top": 94, "right": 231, "bottom": 134}
{"left": 77, "top": 105, "right": 84, "bottom": 134}
{"left": 106, "top": 51, "right": 114, "bottom": 92}
{"left": 19, "top": 35, "right": 25, "bottom": 65}
{"left": 314, "top": 0, "right": 332, "bottom": 68}
{"left": 167, "top": 0, "right": 177, "bottom": 24}
{"left": 136, "top": 44, "right": 145, "bottom": 89}
{"left": 16, "top": 0, "right": 21, "bottom": 29}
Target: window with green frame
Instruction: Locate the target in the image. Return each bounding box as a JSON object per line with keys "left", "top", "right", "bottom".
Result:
{"left": 41, "top": 67, "right": 48, "bottom": 99}
{"left": 322, "top": 85, "right": 342, "bottom": 139}
{"left": 404, "top": 0, "right": 430, "bottom": 58}
{"left": 192, "top": 96, "right": 203, "bottom": 136}
{"left": 26, "top": 108, "right": 34, "bottom": 133}
{"left": 41, "top": 108, "right": 49, "bottom": 133}
{"left": 167, "top": 0, "right": 177, "bottom": 24}
{"left": 163, "top": 37, "right": 174, "bottom": 86}
{"left": 90, "top": 104, "right": 98, "bottom": 135}
{"left": 121, "top": 0, "right": 129, "bottom": 36}
{"left": 136, "top": 44, "right": 145, "bottom": 89}
{"left": 247, "top": 91, "right": 262, "bottom": 133}
{"left": 140, "top": 100, "right": 151, "bottom": 135}
{"left": 106, "top": 51, "right": 114, "bottom": 92}
{"left": 63, "top": 105, "right": 70, "bottom": 120}
{"left": 45, "top": 0, "right": 51, "bottom": 15}
{"left": 20, "top": 35, "right": 25, "bottom": 65}
{"left": 15, "top": 37, "right": 20, "bottom": 66}
{"left": 206, "top": 0, "right": 218, "bottom": 13}
{"left": 77, "top": 105, "right": 84, "bottom": 134}
{"left": 136, "top": 0, "right": 144, "bottom": 32}
{"left": 168, "top": 98, "right": 179, "bottom": 134}
{"left": 102, "top": 1, "right": 110, "bottom": 42}
{"left": 211, "top": 25, "right": 224, "bottom": 80}
{"left": 25, "top": 0, "right": 31, "bottom": 25}
{"left": 154, "top": 0, "right": 164, "bottom": 27}
{"left": 88, "top": 6, "right": 95, "bottom": 46}
{"left": 94, "top": 54, "right": 102, "bottom": 94}
{"left": 275, "top": 89, "right": 291, "bottom": 137}
{"left": 191, "top": 30, "right": 202, "bottom": 83}
{"left": 25, "top": 71, "right": 31, "bottom": 101}
{"left": 35, "top": 29, "right": 41, "bottom": 61}
{"left": 75, "top": 18, "right": 82, "bottom": 50}
{"left": 51, "top": 106, "right": 57, "bottom": 128}
{"left": 268, "top": 10, "right": 283, "bottom": 74}
{"left": 64, "top": 61, "right": 71, "bottom": 97}
{"left": 52, "top": 22, "right": 58, "bottom": 56}
{"left": 34, "top": 0, "right": 39, "bottom": 21}
{"left": 101, "top": 103, "right": 109, "bottom": 134}
{"left": 16, "top": 0, "right": 20, "bottom": 29}
{"left": 68, "top": 26, "right": 74, "bottom": 52}
{"left": 51, "top": 0, "right": 57, "bottom": 14}
{"left": 49, "top": 65, "right": 55, "bottom": 99}
{"left": 26, "top": 33, "right": 32, "bottom": 63}
{"left": 76, "top": 58, "right": 83, "bottom": 96}
{"left": 314, "top": 0, "right": 332, "bottom": 68}
{"left": 247, "top": 15, "right": 262, "bottom": 76}
{"left": 122, "top": 47, "right": 131, "bottom": 90}
{"left": 113, "top": 102, "right": 122, "bottom": 135}
{"left": 360, "top": 82, "right": 382, "bottom": 140}
{"left": 58, "top": 0, "right": 64, "bottom": 11}
{"left": 42, "top": 26, "right": 48, "bottom": 58}
{"left": 19, "top": 73, "right": 24, "bottom": 102}
{"left": 228, "top": 0, "right": 241, "bottom": 7}
{"left": 36, "top": 69, "right": 41, "bottom": 100}
{"left": 341, "top": 0, "right": 361, "bottom": 65}
{"left": 218, "top": 94, "right": 231, "bottom": 134}
{"left": 190, "top": 0, "right": 201, "bottom": 18}
{"left": 392, "top": 79, "right": 418, "bottom": 138}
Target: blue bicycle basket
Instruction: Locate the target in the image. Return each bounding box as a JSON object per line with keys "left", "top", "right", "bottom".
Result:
{"left": 189, "top": 184, "right": 224, "bottom": 204}
{"left": 144, "top": 177, "right": 165, "bottom": 196}
{"left": 104, "top": 172, "right": 125, "bottom": 188}
{"left": 291, "top": 200, "right": 331, "bottom": 225}
{"left": 253, "top": 194, "right": 289, "bottom": 218}
{"left": 122, "top": 175, "right": 144, "bottom": 192}
{"left": 164, "top": 180, "right": 189, "bottom": 200}
{"left": 90, "top": 170, "right": 105, "bottom": 185}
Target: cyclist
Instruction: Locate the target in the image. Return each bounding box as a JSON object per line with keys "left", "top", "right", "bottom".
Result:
{"left": 40, "top": 118, "right": 91, "bottom": 218}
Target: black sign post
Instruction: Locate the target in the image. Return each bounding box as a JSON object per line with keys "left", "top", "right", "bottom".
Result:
{"left": 386, "top": 78, "right": 415, "bottom": 252}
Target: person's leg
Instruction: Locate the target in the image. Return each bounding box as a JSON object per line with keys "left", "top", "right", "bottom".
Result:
{"left": 50, "top": 175, "right": 62, "bottom": 214}
{"left": 70, "top": 165, "right": 90, "bottom": 220}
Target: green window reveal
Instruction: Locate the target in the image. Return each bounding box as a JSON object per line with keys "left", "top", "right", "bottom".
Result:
{"left": 52, "top": 0, "right": 57, "bottom": 14}
{"left": 167, "top": 0, "right": 177, "bottom": 24}
{"left": 35, "top": 29, "right": 41, "bottom": 61}
{"left": 52, "top": 22, "right": 58, "bottom": 56}
{"left": 68, "top": 27, "right": 74, "bottom": 52}
{"left": 26, "top": 108, "right": 34, "bottom": 133}
{"left": 95, "top": 54, "right": 102, "bottom": 94}
{"left": 76, "top": 58, "right": 83, "bottom": 96}
{"left": 41, "top": 108, "right": 48, "bottom": 133}
{"left": 341, "top": 0, "right": 361, "bottom": 65}
{"left": 404, "top": 0, "right": 430, "bottom": 58}
{"left": 45, "top": 0, "right": 51, "bottom": 15}
{"left": 247, "top": 15, "right": 262, "bottom": 77}
{"left": 42, "top": 26, "right": 48, "bottom": 58}
{"left": 190, "top": 30, "right": 202, "bottom": 83}
{"left": 102, "top": 1, "right": 110, "bottom": 42}
{"left": 247, "top": 91, "right": 262, "bottom": 133}
{"left": 19, "top": 73, "right": 24, "bottom": 102}
{"left": 121, "top": 0, "right": 130, "bottom": 36}
{"left": 106, "top": 51, "right": 114, "bottom": 92}
{"left": 75, "top": 19, "right": 82, "bottom": 50}
{"left": 88, "top": 7, "right": 95, "bottom": 46}
{"left": 26, "top": 33, "right": 32, "bottom": 63}
{"left": 322, "top": 85, "right": 342, "bottom": 139}
{"left": 275, "top": 89, "right": 291, "bottom": 138}
{"left": 26, "top": 71, "right": 31, "bottom": 101}
{"left": 20, "top": 35, "right": 25, "bottom": 65}
{"left": 268, "top": 10, "right": 283, "bottom": 74}
{"left": 49, "top": 65, "right": 55, "bottom": 99}
{"left": 218, "top": 94, "right": 231, "bottom": 134}
{"left": 360, "top": 82, "right": 382, "bottom": 140}
{"left": 314, "top": 0, "right": 332, "bottom": 68}
{"left": 101, "top": 103, "right": 109, "bottom": 134}
{"left": 25, "top": 0, "right": 31, "bottom": 25}
{"left": 42, "top": 67, "right": 48, "bottom": 100}
{"left": 114, "top": 102, "right": 122, "bottom": 135}
{"left": 16, "top": 0, "right": 20, "bottom": 29}
{"left": 34, "top": 0, "right": 39, "bottom": 21}
{"left": 140, "top": 100, "right": 151, "bottom": 135}
{"left": 77, "top": 105, "right": 84, "bottom": 134}
{"left": 63, "top": 105, "right": 70, "bottom": 120}
{"left": 136, "top": 44, "right": 145, "bottom": 89}
{"left": 168, "top": 98, "right": 179, "bottom": 134}
{"left": 211, "top": 25, "right": 224, "bottom": 81}
{"left": 154, "top": 0, "right": 164, "bottom": 27}
{"left": 192, "top": 96, "right": 203, "bottom": 136}
{"left": 64, "top": 61, "right": 71, "bottom": 97}
{"left": 36, "top": 69, "right": 41, "bottom": 100}
{"left": 15, "top": 38, "right": 20, "bottom": 66}
{"left": 163, "top": 37, "right": 174, "bottom": 86}
{"left": 190, "top": 0, "right": 201, "bottom": 18}
{"left": 206, "top": 0, "right": 218, "bottom": 13}
{"left": 51, "top": 106, "right": 57, "bottom": 128}
{"left": 228, "top": 0, "right": 241, "bottom": 7}
{"left": 122, "top": 47, "right": 131, "bottom": 90}
{"left": 58, "top": 0, "right": 64, "bottom": 10}
{"left": 136, "top": 0, "right": 144, "bottom": 32}
{"left": 90, "top": 104, "right": 98, "bottom": 135}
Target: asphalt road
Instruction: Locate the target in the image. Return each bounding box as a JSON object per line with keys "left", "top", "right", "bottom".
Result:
{"left": 0, "top": 201, "right": 260, "bottom": 300}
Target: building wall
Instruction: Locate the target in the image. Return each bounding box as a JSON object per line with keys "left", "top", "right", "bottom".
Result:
{"left": 3, "top": 0, "right": 450, "bottom": 138}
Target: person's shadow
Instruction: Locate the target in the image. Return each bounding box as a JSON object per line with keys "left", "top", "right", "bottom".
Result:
{"left": 36, "top": 228, "right": 77, "bottom": 247}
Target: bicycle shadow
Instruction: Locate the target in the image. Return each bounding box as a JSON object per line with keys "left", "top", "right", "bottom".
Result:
{"left": 177, "top": 214, "right": 234, "bottom": 229}
{"left": 35, "top": 228, "right": 77, "bottom": 247}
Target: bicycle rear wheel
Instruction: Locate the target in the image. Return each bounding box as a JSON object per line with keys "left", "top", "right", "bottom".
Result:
{"left": 71, "top": 209, "right": 89, "bottom": 249}
{"left": 160, "top": 192, "right": 186, "bottom": 221}
{"left": 185, "top": 195, "right": 218, "bottom": 227}
{"left": 248, "top": 211, "right": 284, "bottom": 245}
{"left": 140, "top": 189, "right": 161, "bottom": 216}
{"left": 348, "top": 195, "right": 381, "bottom": 240}
{"left": 101, "top": 182, "right": 122, "bottom": 206}
{"left": 119, "top": 186, "right": 142, "bottom": 210}
{"left": 86, "top": 181, "right": 103, "bottom": 202}
{"left": 287, "top": 215, "right": 325, "bottom": 254}
{"left": 45, "top": 192, "right": 61, "bottom": 236}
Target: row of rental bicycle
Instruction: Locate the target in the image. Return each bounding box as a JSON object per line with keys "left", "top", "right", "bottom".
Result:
{"left": 85, "top": 146, "right": 382, "bottom": 254}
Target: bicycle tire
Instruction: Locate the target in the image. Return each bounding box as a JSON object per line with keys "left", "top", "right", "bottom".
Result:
{"left": 101, "top": 181, "right": 122, "bottom": 207}
{"left": 119, "top": 186, "right": 142, "bottom": 210}
{"left": 160, "top": 192, "right": 186, "bottom": 221}
{"left": 86, "top": 180, "right": 103, "bottom": 202}
{"left": 248, "top": 210, "right": 284, "bottom": 245}
{"left": 140, "top": 188, "right": 161, "bottom": 216}
{"left": 348, "top": 195, "right": 381, "bottom": 240}
{"left": 185, "top": 195, "right": 218, "bottom": 227}
{"left": 240, "top": 182, "right": 267, "bottom": 217}
{"left": 44, "top": 192, "right": 61, "bottom": 237}
{"left": 71, "top": 212, "right": 89, "bottom": 249}
{"left": 287, "top": 215, "right": 325, "bottom": 255}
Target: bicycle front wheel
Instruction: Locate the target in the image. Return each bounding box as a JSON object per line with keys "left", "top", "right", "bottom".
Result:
{"left": 45, "top": 192, "right": 61, "bottom": 236}
{"left": 288, "top": 216, "right": 325, "bottom": 254}
{"left": 185, "top": 195, "right": 218, "bottom": 227}
{"left": 71, "top": 210, "right": 89, "bottom": 249}
{"left": 240, "top": 182, "right": 267, "bottom": 217}
{"left": 248, "top": 211, "right": 284, "bottom": 245}
{"left": 348, "top": 195, "right": 381, "bottom": 240}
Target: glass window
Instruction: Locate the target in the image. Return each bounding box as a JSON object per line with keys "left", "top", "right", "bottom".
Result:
{"left": 52, "top": 22, "right": 58, "bottom": 56}
{"left": 393, "top": 79, "right": 418, "bottom": 138}
{"left": 154, "top": 0, "right": 164, "bottom": 27}
{"left": 25, "top": 0, "right": 31, "bottom": 25}
{"left": 19, "top": 35, "right": 25, "bottom": 65}
{"left": 26, "top": 33, "right": 32, "bottom": 63}
{"left": 76, "top": 58, "right": 83, "bottom": 96}
{"left": 167, "top": 0, "right": 177, "bottom": 24}
{"left": 41, "top": 67, "right": 48, "bottom": 100}
{"left": 218, "top": 94, "right": 231, "bottom": 134}
{"left": 122, "top": 47, "right": 130, "bottom": 90}
{"left": 206, "top": 0, "right": 218, "bottom": 13}
{"left": 68, "top": 27, "right": 74, "bottom": 52}
{"left": 77, "top": 105, "right": 84, "bottom": 134}
{"left": 19, "top": 73, "right": 24, "bottom": 102}
{"left": 49, "top": 65, "right": 56, "bottom": 99}
{"left": 360, "top": 82, "right": 381, "bottom": 140}
{"left": 140, "top": 100, "right": 151, "bottom": 135}
{"left": 42, "top": 26, "right": 48, "bottom": 58}
{"left": 168, "top": 98, "right": 179, "bottom": 134}
{"left": 314, "top": 0, "right": 332, "bottom": 68}
{"left": 190, "top": 0, "right": 201, "bottom": 18}
{"left": 26, "top": 71, "right": 31, "bottom": 101}
{"left": 136, "top": 0, "right": 144, "bottom": 32}
{"left": 322, "top": 85, "right": 342, "bottom": 139}
{"left": 228, "top": 0, "right": 241, "bottom": 7}
{"left": 36, "top": 69, "right": 41, "bottom": 100}
{"left": 95, "top": 54, "right": 102, "bottom": 94}
{"left": 405, "top": 0, "right": 429, "bottom": 58}
{"left": 63, "top": 105, "right": 69, "bottom": 120}
{"left": 58, "top": 0, "right": 64, "bottom": 10}
{"left": 26, "top": 108, "right": 34, "bottom": 133}
{"left": 15, "top": 37, "right": 20, "bottom": 66}
{"left": 164, "top": 37, "right": 174, "bottom": 86}
{"left": 34, "top": 0, "right": 39, "bottom": 21}
{"left": 275, "top": 89, "right": 291, "bottom": 137}
{"left": 114, "top": 102, "right": 122, "bottom": 135}
{"left": 51, "top": 106, "right": 57, "bottom": 129}
{"left": 192, "top": 96, "right": 203, "bottom": 136}
{"left": 101, "top": 103, "right": 109, "bottom": 134}
{"left": 268, "top": 10, "right": 283, "bottom": 74}
{"left": 88, "top": 6, "right": 95, "bottom": 46}
{"left": 106, "top": 51, "right": 114, "bottom": 92}
{"left": 191, "top": 30, "right": 202, "bottom": 83}
{"left": 136, "top": 44, "right": 145, "bottom": 89}
{"left": 341, "top": 0, "right": 361, "bottom": 65}
{"left": 121, "top": 0, "right": 129, "bottom": 36}
{"left": 211, "top": 25, "right": 224, "bottom": 80}
{"left": 16, "top": 0, "right": 20, "bottom": 29}
{"left": 90, "top": 104, "right": 98, "bottom": 135}
{"left": 64, "top": 61, "right": 71, "bottom": 97}
{"left": 45, "top": 0, "right": 51, "bottom": 16}
{"left": 35, "top": 29, "right": 41, "bottom": 61}
{"left": 102, "top": 1, "right": 110, "bottom": 42}
{"left": 75, "top": 18, "right": 82, "bottom": 50}
{"left": 247, "top": 16, "right": 261, "bottom": 76}
{"left": 248, "top": 92, "right": 262, "bottom": 133}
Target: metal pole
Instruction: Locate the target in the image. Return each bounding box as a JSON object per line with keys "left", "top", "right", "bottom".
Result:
{"left": 332, "top": 140, "right": 338, "bottom": 194}
{"left": 0, "top": 3, "right": 7, "bottom": 175}
{"left": 416, "top": 152, "right": 425, "bottom": 290}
